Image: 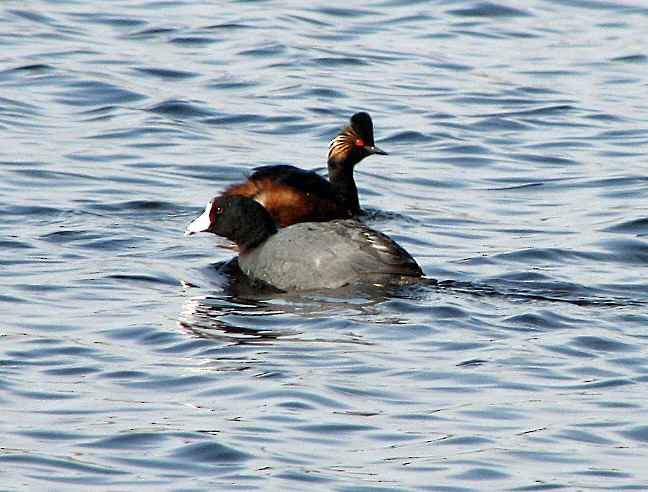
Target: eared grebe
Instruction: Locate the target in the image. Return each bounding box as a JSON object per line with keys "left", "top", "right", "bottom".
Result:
{"left": 221, "top": 112, "right": 387, "bottom": 227}
{"left": 186, "top": 195, "right": 422, "bottom": 291}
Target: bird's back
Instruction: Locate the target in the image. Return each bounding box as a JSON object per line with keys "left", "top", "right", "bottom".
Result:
{"left": 238, "top": 220, "right": 422, "bottom": 291}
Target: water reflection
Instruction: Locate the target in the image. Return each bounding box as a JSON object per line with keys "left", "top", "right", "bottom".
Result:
{"left": 179, "top": 295, "right": 290, "bottom": 343}
{"left": 178, "top": 260, "right": 440, "bottom": 343}
{"left": 179, "top": 254, "right": 644, "bottom": 345}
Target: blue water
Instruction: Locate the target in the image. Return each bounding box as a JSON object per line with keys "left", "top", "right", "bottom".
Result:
{"left": 1, "top": 0, "right": 647, "bottom": 490}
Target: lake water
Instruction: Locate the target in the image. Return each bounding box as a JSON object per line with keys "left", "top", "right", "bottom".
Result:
{"left": 1, "top": 0, "right": 647, "bottom": 490}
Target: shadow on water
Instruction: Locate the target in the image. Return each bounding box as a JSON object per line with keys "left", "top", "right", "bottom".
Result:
{"left": 436, "top": 279, "right": 645, "bottom": 308}
{"left": 178, "top": 259, "right": 644, "bottom": 342}
{"left": 178, "top": 259, "right": 435, "bottom": 343}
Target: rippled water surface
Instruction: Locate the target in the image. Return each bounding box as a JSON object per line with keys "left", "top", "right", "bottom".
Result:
{"left": 2, "top": 0, "right": 648, "bottom": 489}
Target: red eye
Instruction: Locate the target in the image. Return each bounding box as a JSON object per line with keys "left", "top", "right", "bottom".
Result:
{"left": 355, "top": 138, "right": 364, "bottom": 147}
{"left": 215, "top": 207, "right": 224, "bottom": 215}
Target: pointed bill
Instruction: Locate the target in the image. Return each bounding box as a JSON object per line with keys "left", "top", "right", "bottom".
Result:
{"left": 185, "top": 201, "right": 213, "bottom": 235}
{"left": 365, "top": 145, "right": 387, "bottom": 155}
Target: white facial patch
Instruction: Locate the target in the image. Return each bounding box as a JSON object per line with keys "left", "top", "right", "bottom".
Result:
{"left": 185, "top": 201, "right": 213, "bottom": 235}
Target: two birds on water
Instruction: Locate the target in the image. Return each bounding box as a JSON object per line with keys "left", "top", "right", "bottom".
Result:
{"left": 186, "top": 112, "right": 424, "bottom": 291}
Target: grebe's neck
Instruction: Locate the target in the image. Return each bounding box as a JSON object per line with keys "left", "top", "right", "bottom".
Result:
{"left": 328, "top": 159, "right": 360, "bottom": 214}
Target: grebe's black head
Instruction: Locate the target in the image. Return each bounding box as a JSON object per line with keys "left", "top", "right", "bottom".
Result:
{"left": 186, "top": 195, "right": 278, "bottom": 252}
{"left": 328, "top": 111, "right": 388, "bottom": 168}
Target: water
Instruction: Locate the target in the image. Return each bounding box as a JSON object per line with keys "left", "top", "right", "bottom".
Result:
{"left": 1, "top": 0, "right": 647, "bottom": 489}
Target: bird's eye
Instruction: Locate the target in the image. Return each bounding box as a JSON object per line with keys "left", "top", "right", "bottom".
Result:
{"left": 355, "top": 138, "right": 364, "bottom": 147}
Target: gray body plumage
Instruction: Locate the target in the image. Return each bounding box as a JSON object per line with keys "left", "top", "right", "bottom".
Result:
{"left": 237, "top": 219, "right": 422, "bottom": 291}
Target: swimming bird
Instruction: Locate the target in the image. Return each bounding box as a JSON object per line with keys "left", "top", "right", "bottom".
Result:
{"left": 186, "top": 195, "right": 422, "bottom": 291}
{"left": 220, "top": 112, "right": 387, "bottom": 227}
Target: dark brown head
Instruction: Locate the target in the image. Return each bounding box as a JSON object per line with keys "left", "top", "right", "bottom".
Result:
{"left": 327, "top": 112, "right": 388, "bottom": 168}
{"left": 186, "top": 195, "right": 278, "bottom": 252}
